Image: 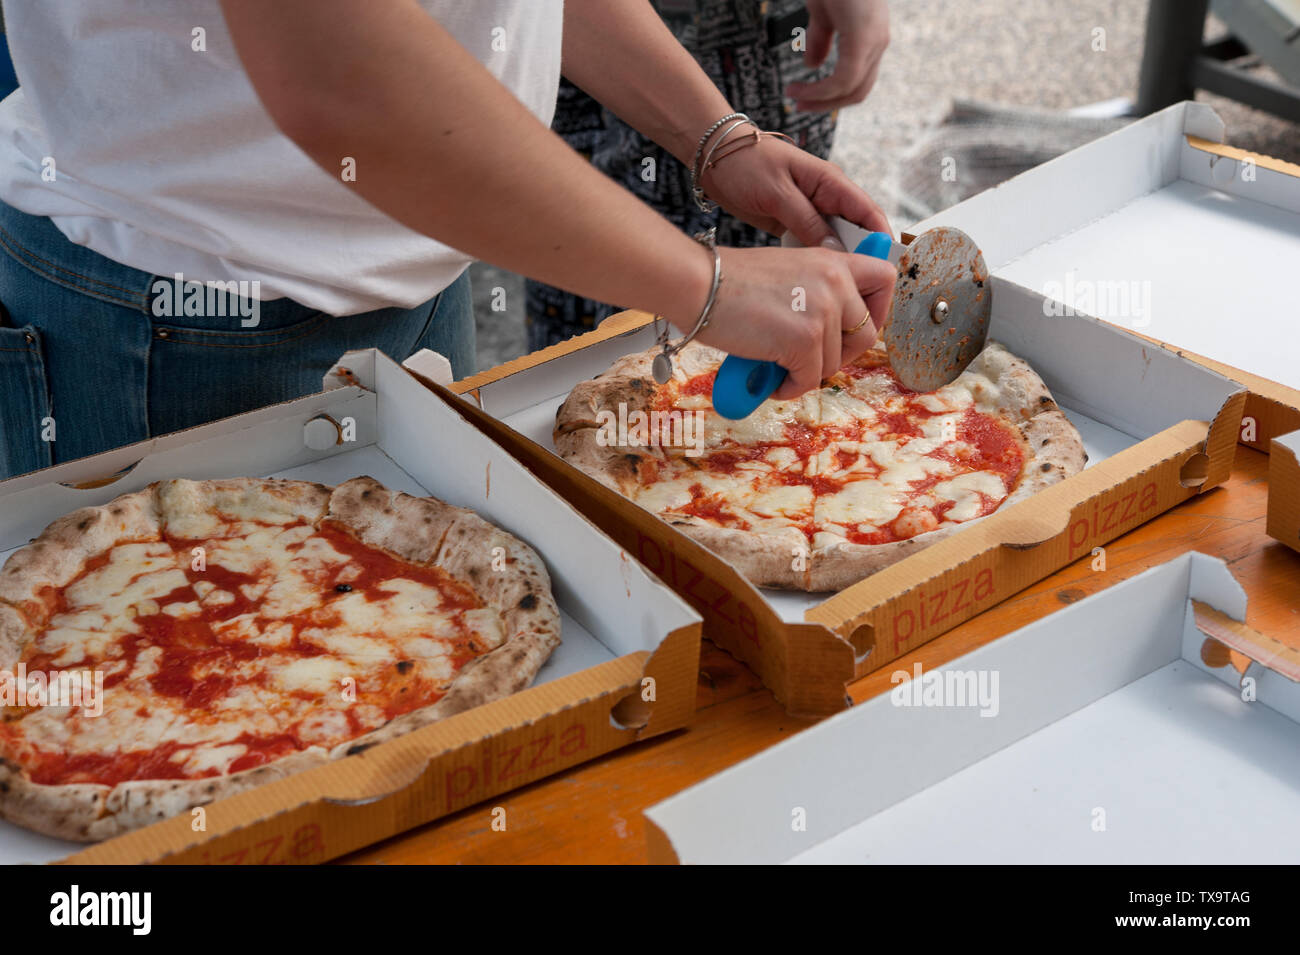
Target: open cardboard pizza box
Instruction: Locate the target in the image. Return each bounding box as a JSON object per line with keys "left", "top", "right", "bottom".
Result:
{"left": 832, "top": 97, "right": 1300, "bottom": 574}
{"left": 425, "top": 274, "right": 1245, "bottom": 717}
{"left": 0, "top": 348, "right": 701, "bottom": 865}
{"left": 897, "top": 98, "right": 1300, "bottom": 661}
{"left": 643, "top": 551, "right": 1300, "bottom": 864}
{"left": 905, "top": 100, "right": 1300, "bottom": 454}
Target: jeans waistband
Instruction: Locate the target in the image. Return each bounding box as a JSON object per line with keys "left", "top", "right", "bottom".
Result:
{"left": 0, "top": 200, "right": 155, "bottom": 312}
{"left": 0, "top": 201, "right": 338, "bottom": 330}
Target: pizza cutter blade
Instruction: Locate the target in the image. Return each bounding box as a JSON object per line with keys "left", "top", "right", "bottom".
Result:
{"left": 883, "top": 226, "right": 991, "bottom": 393}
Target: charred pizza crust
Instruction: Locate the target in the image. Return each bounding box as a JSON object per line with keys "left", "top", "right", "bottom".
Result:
{"left": 0, "top": 476, "right": 560, "bottom": 842}
{"left": 556, "top": 341, "right": 1085, "bottom": 592}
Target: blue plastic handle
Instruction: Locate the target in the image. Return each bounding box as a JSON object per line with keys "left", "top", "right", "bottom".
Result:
{"left": 711, "top": 232, "right": 893, "bottom": 420}
{"left": 852, "top": 231, "right": 894, "bottom": 260}
{"left": 711, "top": 356, "right": 787, "bottom": 420}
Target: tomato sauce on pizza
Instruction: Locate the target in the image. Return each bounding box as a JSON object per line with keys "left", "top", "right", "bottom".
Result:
{"left": 647, "top": 350, "right": 1028, "bottom": 548}
{"left": 3, "top": 519, "right": 494, "bottom": 788}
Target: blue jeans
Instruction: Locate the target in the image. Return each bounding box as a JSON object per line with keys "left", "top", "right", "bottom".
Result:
{"left": 0, "top": 201, "right": 475, "bottom": 480}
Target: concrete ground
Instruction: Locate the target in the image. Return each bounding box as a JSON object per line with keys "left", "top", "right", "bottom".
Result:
{"left": 472, "top": 0, "right": 1299, "bottom": 371}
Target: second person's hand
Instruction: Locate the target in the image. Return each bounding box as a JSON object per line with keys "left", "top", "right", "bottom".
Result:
{"left": 697, "top": 135, "right": 891, "bottom": 251}
{"left": 785, "top": 0, "right": 891, "bottom": 112}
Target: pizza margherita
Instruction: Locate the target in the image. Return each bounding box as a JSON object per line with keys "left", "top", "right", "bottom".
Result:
{"left": 555, "top": 341, "right": 1085, "bottom": 591}
{"left": 0, "top": 476, "right": 559, "bottom": 841}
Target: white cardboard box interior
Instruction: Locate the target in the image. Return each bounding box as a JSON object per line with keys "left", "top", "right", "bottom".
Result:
{"left": 910, "top": 101, "right": 1300, "bottom": 392}
{"left": 0, "top": 350, "right": 699, "bottom": 864}
{"left": 646, "top": 552, "right": 1300, "bottom": 864}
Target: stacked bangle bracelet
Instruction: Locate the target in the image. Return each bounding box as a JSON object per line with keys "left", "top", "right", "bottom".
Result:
{"left": 690, "top": 112, "right": 795, "bottom": 213}
{"left": 656, "top": 113, "right": 800, "bottom": 381}
{"left": 651, "top": 227, "right": 722, "bottom": 384}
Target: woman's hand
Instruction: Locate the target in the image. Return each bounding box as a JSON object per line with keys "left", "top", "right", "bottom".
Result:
{"left": 683, "top": 245, "right": 896, "bottom": 400}
{"left": 697, "top": 135, "right": 891, "bottom": 250}
{"left": 786, "top": 0, "right": 891, "bottom": 112}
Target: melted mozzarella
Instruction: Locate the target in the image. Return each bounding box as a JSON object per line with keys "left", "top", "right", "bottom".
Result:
{"left": 8, "top": 507, "right": 503, "bottom": 782}
{"left": 180, "top": 743, "right": 248, "bottom": 776}
{"left": 272, "top": 656, "right": 356, "bottom": 697}
{"left": 934, "top": 471, "right": 1007, "bottom": 521}
{"left": 635, "top": 469, "right": 756, "bottom": 514}
{"left": 819, "top": 388, "right": 878, "bottom": 429}
{"left": 765, "top": 446, "right": 800, "bottom": 472}
{"left": 64, "top": 542, "right": 175, "bottom": 609}
{"left": 749, "top": 483, "right": 813, "bottom": 518}
{"left": 644, "top": 354, "right": 1019, "bottom": 548}
{"left": 35, "top": 627, "right": 110, "bottom": 668}
{"left": 817, "top": 478, "right": 905, "bottom": 527}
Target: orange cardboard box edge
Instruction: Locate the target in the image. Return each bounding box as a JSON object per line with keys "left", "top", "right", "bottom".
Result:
{"left": 1266, "top": 432, "right": 1300, "bottom": 553}
{"left": 65, "top": 626, "right": 699, "bottom": 864}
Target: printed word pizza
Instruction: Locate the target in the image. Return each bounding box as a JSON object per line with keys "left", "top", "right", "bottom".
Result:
{"left": 0, "top": 476, "right": 559, "bottom": 841}
{"left": 555, "top": 342, "right": 1085, "bottom": 591}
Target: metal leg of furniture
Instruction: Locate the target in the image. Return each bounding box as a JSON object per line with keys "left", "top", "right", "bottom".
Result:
{"left": 1193, "top": 55, "right": 1300, "bottom": 121}
{"left": 1137, "top": 0, "right": 1212, "bottom": 114}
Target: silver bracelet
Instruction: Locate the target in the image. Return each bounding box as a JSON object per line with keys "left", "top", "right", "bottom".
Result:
{"left": 652, "top": 228, "right": 722, "bottom": 384}
{"left": 694, "top": 118, "right": 759, "bottom": 213}
{"left": 690, "top": 112, "right": 749, "bottom": 213}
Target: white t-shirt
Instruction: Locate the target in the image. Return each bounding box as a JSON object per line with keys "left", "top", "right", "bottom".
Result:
{"left": 0, "top": 1, "right": 563, "bottom": 315}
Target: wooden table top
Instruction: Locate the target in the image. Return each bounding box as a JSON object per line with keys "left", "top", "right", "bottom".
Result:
{"left": 341, "top": 445, "right": 1300, "bottom": 865}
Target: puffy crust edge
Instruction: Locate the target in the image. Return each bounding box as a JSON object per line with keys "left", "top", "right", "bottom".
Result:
{"left": 0, "top": 486, "right": 162, "bottom": 627}
{"left": 663, "top": 519, "right": 810, "bottom": 590}
{"left": 0, "top": 749, "right": 332, "bottom": 843}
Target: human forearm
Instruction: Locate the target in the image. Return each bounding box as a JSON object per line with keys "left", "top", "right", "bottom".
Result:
{"left": 220, "top": 0, "right": 897, "bottom": 398}
{"left": 220, "top": 0, "right": 711, "bottom": 327}
{"left": 560, "top": 0, "right": 733, "bottom": 165}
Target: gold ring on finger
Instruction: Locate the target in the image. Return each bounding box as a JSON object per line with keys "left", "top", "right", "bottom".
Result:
{"left": 846, "top": 312, "right": 871, "bottom": 334}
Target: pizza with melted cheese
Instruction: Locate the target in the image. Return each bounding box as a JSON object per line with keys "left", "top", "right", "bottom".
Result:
{"left": 0, "top": 476, "right": 559, "bottom": 841}
{"left": 555, "top": 341, "right": 1085, "bottom": 591}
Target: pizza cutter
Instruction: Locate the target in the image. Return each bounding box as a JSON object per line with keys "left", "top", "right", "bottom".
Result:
{"left": 710, "top": 226, "right": 993, "bottom": 419}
